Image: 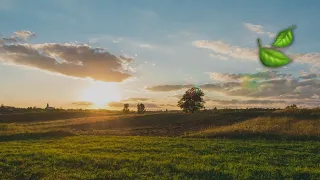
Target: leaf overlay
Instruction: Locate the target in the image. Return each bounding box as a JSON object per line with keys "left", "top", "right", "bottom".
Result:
{"left": 272, "top": 25, "right": 296, "bottom": 48}
{"left": 258, "top": 39, "right": 291, "bottom": 67}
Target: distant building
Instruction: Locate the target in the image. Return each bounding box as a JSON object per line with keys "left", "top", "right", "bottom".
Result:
{"left": 45, "top": 103, "right": 55, "bottom": 110}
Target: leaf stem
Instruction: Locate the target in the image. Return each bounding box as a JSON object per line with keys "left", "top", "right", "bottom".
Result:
{"left": 257, "top": 38, "right": 261, "bottom": 48}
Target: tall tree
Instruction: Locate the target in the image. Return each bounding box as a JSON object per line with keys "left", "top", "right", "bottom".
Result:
{"left": 178, "top": 87, "right": 205, "bottom": 113}
{"left": 137, "top": 103, "right": 146, "bottom": 113}
{"left": 123, "top": 103, "right": 130, "bottom": 113}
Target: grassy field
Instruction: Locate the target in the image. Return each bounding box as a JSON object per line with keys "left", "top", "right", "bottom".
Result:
{"left": 0, "top": 109, "right": 319, "bottom": 179}
{"left": 1, "top": 136, "right": 319, "bottom": 180}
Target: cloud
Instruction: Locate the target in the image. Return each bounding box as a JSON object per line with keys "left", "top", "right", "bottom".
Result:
{"left": 172, "top": 94, "right": 184, "bottom": 99}
{"left": 0, "top": 37, "right": 18, "bottom": 44}
{"left": 146, "top": 71, "right": 319, "bottom": 103}
{"left": 208, "top": 98, "right": 320, "bottom": 108}
{"left": 243, "top": 23, "right": 276, "bottom": 38}
{"left": 146, "top": 84, "right": 194, "bottom": 92}
{"left": 72, "top": 101, "right": 94, "bottom": 106}
{"left": 121, "top": 97, "right": 149, "bottom": 102}
{"left": 193, "top": 40, "right": 257, "bottom": 61}
{"left": 0, "top": 30, "right": 35, "bottom": 44}
{"left": 119, "top": 55, "right": 134, "bottom": 62}
{"left": 204, "top": 77, "right": 319, "bottom": 100}
{"left": 0, "top": 31, "right": 134, "bottom": 82}
{"left": 13, "top": 30, "right": 35, "bottom": 41}
{"left": 143, "top": 103, "right": 159, "bottom": 108}
{"left": 107, "top": 102, "right": 125, "bottom": 108}
{"left": 290, "top": 53, "right": 320, "bottom": 67}
{"left": 159, "top": 104, "right": 176, "bottom": 107}
{"left": 139, "top": 44, "right": 153, "bottom": 49}
{"left": 209, "top": 71, "right": 291, "bottom": 82}
{"left": 209, "top": 53, "right": 228, "bottom": 60}
{"left": 210, "top": 72, "right": 242, "bottom": 82}
{"left": 193, "top": 40, "right": 320, "bottom": 67}
{"left": 299, "top": 73, "right": 318, "bottom": 80}
{"left": 210, "top": 99, "right": 286, "bottom": 105}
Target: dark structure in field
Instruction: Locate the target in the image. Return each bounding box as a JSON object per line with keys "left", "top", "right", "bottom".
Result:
{"left": 45, "top": 103, "right": 55, "bottom": 111}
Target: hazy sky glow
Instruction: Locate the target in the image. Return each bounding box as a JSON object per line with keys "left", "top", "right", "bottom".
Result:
{"left": 0, "top": 0, "right": 319, "bottom": 110}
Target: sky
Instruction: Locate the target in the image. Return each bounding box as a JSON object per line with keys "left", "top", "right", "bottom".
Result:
{"left": 0, "top": 0, "right": 319, "bottom": 110}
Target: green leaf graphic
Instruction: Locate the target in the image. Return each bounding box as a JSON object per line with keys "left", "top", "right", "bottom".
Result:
{"left": 258, "top": 39, "right": 291, "bottom": 67}
{"left": 272, "top": 25, "right": 296, "bottom": 48}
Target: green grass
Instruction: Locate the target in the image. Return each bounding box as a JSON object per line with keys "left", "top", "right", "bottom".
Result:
{"left": 0, "top": 109, "right": 319, "bottom": 179}
{"left": 0, "top": 136, "right": 319, "bottom": 180}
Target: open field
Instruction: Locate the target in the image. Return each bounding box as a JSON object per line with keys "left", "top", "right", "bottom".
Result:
{"left": 1, "top": 109, "right": 319, "bottom": 140}
{"left": 0, "top": 109, "right": 319, "bottom": 179}
{"left": 1, "top": 136, "right": 319, "bottom": 180}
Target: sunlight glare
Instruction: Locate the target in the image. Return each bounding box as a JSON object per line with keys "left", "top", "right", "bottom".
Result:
{"left": 81, "top": 81, "right": 121, "bottom": 108}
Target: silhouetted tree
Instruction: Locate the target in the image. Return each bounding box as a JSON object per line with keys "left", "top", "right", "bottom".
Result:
{"left": 137, "top": 103, "right": 146, "bottom": 113}
{"left": 286, "top": 104, "right": 298, "bottom": 109}
{"left": 123, "top": 103, "right": 130, "bottom": 113}
{"left": 178, "top": 87, "right": 205, "bottom": 113}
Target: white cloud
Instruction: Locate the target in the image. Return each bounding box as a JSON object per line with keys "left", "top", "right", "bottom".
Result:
{"left": 244, "top": 22, "right": 276, "bottom": 38}
{"left": 0, "top": 30, "right": 35, "bottom": 44}
{"left": 193, "top": 40, "right": 320, "bottom": 67}
{"left": 210, "top": 72, "right": 241, "bottom": 82}
{"left": 13, "top": 30, "right": 35, "bottom": 41}
{"left": 147, "top": 71, "right": 319, "bottom": 104}
{"left": 0, "top": 31, "right": 135, "bottom": 82}
{"left": 139, "top": 44, "right": 153, "bottom": 49}
{"left": 290, "top": 53, "right": 320, "bottom": 67}
{"left": 209, "top": 71, "right": 290, "bottom": 82}
{"left": 209, "top": 53, "right": 228, "bottom": 60}
{"left": 193, "top": 40, "right": 257, "bottom": 61}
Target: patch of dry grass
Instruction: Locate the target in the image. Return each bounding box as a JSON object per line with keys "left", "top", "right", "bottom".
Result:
{"left": 190, "top": 116, "right": 320, "bottom": 139}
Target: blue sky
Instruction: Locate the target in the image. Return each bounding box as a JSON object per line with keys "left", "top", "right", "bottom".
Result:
{"left": 0, "top": 0, "right": 319, "bottom": 109}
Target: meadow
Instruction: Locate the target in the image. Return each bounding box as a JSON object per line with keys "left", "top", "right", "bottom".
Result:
{"left": 0, "top": 109, "right": 319, "bottom": 179}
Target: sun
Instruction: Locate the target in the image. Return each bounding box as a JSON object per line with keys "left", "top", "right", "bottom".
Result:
{"left": 80, "top": 81, "right": 122, "bottom": 108}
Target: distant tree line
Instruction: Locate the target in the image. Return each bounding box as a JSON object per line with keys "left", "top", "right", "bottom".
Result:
{"left": 0, "top": 104, "right": 113, "bottom": 114}
{"left": 122, "top": 103, "right": 146, "bottom": 114}
{"left": 285, "top": 104, "right": 298, "bottom": 109}
{"left": 1, "top": 91, "right": 314, "bottom": 115}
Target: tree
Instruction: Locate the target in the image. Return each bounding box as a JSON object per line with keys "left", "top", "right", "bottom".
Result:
{"left": 178, "top": 87, "right": 205, "bottom": 113}
{"left": 123, "top": 103, "right": 130, "bottom": 113}
{"left": 286, "top": 104, "right": 298, "bottom": 109}
{"left": 137, "top": 103, "right": 146, "bottom": 113}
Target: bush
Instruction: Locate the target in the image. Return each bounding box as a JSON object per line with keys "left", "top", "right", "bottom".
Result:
{"left": 137, "top": 103, "right": 146, "bottom": 114}
{"left": 123, "top": 104, "right": 130, "bottom": 113}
